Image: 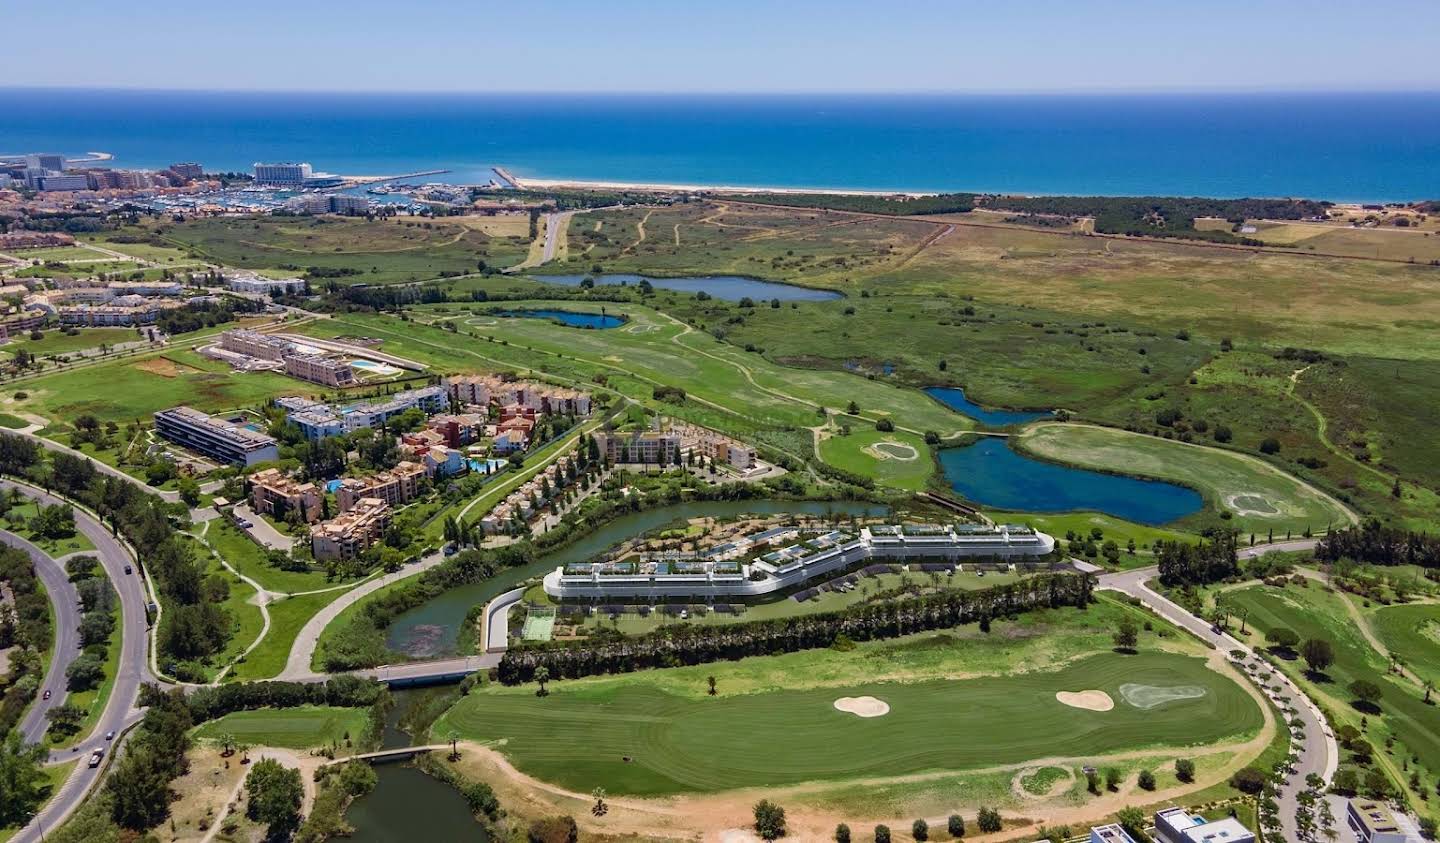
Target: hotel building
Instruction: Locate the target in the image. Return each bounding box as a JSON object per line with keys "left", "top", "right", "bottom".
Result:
{"left": 284, "top": 353, "right": 357, "bottom": 387}
{"left": 154, "top": 406, "right": 280, "bottom": 466}
{"left": 335, "top": 461, "right": 426, "bottom": 512}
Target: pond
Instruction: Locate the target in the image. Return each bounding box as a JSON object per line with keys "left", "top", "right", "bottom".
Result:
{"left": 342, "top": 688, "right": 489, "bottom": 841}
{"left": 494, "top": 308, "right": 625, "bottom": 329}
{"left": 385, "top": 498, "right": 888, "bottom": 658}
{"left": 528, "top": 273, "right": 842, "bottom": 301}
{"left": 937, "top": 437, "right": 1202, "bottom": 525}
{"left": 924, "top": 386, "right": 1052, "bottom": 427}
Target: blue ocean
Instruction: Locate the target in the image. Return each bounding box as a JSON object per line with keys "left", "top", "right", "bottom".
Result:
{"left": 2, "top": 89, "right": 1438, "bottom": 200}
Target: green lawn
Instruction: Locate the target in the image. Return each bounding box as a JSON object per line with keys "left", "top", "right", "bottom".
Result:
{"left": 23, "top": 346, "right": 308, "bottom": 424}
{"left": 230, "top": 589, "right": 345, "bottom": 681}
{"left": 1369, "top": 603, "right": 1440, "bottom": 687}
{"left": 205, "top": 520, "right": 333, "bottom": 594}
{"left": 817, "top": 423, "right": 932, "bottom": 490}
{"left": 438, "top": 650, "right": 1259, "bottom": 796}
{"left": 1, "top": 328, "right": 141, "bottom": 360}
{"left": 1223, "top": 581, "right": 1440, "bottom": 805}
{"left": 1016, "top": 423, "right": 1356, "bottom": 534}
{"left": 0, "top": 413, "right": 28, "bottom": 429}
{"left": 192, "top": 705, "right": 370, "bottom": 750}
{"left": 981, "top": 509, "right": 1195, "bottom": 553}
{"left": 1, "top": 502, "right": 96, "bottom": 555}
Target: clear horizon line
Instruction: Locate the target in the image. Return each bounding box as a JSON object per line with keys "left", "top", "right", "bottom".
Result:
{"left": 5, "top": 83, "right": 1440, "bottom": 97}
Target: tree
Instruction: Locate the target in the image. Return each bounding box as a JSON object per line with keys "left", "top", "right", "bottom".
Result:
{"left": 1105, "top": 767, "right": 1122, "bottom": 791}
{"left": 1175, "top": 758, "right": 1196, "bottom": 783}
{"left": 754, "top": 800, "right": 787, "bottom": 840}
{"left": 1086, "top": 768, "right": 1101, "bottom": 794}
{"left": 847, "top": 401, "right": 860, "bottom": 414}
{"left": 533, "top": 665, "right": 550, "bottom": 697}
{"left": 1113, "top": 617, "right": 1139, "bottom": 651}
{"left": 835, "top": 823, "right": 851, "bottom": 843}
{"left": 1364, "top": 767, "right": 1392, "bottom": 799}
{"left": 527, "top": 815, "right": 579, "bottom": 843}
{"left": 1259, "top": 437, "right": 1281, "bottom": 454}
{"left": 873, "top": 825, "right": 891, "bottom": 843}
{"left": 590, "top": 786, "right": 608, "bottom": 817}
{"left": 1300, "top": 638, "right": 1336, "bottom": 674}
{"left": 1349, "top": 679, "right": 1383, "bottom": 709}
{"left": 66, "top": 652, "right": 105, "bottom": 691}
{"left": 1138, "top": 769, "right": 1156, "bottom": 790}
{"left": 1117, "top": 807, "right": 1147, "bottom": 838}
{"left": 875, "top": 418, "right": 894, "bottom": 432}
{"left": 1331, "top": 768, "right": 1359, "bottom": 795}
{"left": 1266, "top": 627, "right": 1300, "bottom": 650}
{"left": 177, "top": 476, "right": 201, "bottom": 507}
{"left": 976, "top": 807, "right": 1002, "bottom": 833}
{"left": 1231, "top": 766, "right": 1267, "bottom": 795}
{"left": 0, "top": 731, "right": 48, "bottom": 826}
{"left": 947, "top": 814, "right": 965, "bottom": 838}
{"left": 1214, "top": 425, "right": 1233, "bottom": 443}
{"left": 246, "top": 758, "right": 303, "bottom": 838}
{"left": 707, "top": 675, "right": 717, "bottom": 696}
{"left": 912, "top": 819, "right": 929, "bottom": 841}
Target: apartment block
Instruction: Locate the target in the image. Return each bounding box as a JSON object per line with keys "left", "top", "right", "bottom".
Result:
{"left": 284, "top": 352, "right": 357, "bottom": 387}
{"left": 154, "top": 406, "right": 279, "bottom": 466}
{"left": 310, "top": 497, "right": 390, "bottom": 561}
{"left": 220, "top": 328, "right": 292, "bottom": 361}
{"left": 248, "top": 467, "right": 323, "bottom": 524}
{"left": 594, "top": 429, "right": 682, "bottom": 464}
{"left": 335, "top": 461, "right": 426, "bottom": 512}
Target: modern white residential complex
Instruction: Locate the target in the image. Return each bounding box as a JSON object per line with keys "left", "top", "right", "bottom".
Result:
{"left": 1155, "top": 808, "right": 1257, "bottom": 843}
{"left": 154, "top": 406, "right": 280, "bottom": 466}
{"left": 543, "top": 523, "right": 1056, "bottom": 600}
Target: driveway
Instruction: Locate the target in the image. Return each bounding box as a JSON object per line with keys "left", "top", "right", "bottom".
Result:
{"left": 1098, "top": 555, "right": 1336, "bottom": 843}
{"left": 231, "top": 503, "right": 295, "bottom": 552}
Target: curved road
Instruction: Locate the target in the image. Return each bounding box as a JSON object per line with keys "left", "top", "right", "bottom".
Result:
{"left": 1099, "top": 546, "right": 1337, "bottom": 843}
{"left": 7, "top": 532, "right": 82, "bottom": 744}
{"left": 7, "top": 480, "right": 156, "bottom": 843}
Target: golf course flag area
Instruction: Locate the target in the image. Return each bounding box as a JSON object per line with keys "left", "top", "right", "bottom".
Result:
{"left": 436, "top": 651, "right": 1262, "bottom": 797}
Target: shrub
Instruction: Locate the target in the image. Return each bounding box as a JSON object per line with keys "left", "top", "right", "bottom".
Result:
{"left": 947, "top": 814, "right": 965, "bottom": 837}
{"left": 1175, "top": 758, "right": 1195, "bottom": 783}
{"left": 753, "top": 799, "right": 786, "bottom": 840}
{"left": 835, "top": 823, "right": 851, "bottom": 843}
{"left": 1138, "top": 769, "right": 1156, "bottom": 790}
{"left": 912, "top": 818, "right": 928, "bottom": 841}
{"left": 874, "top": 825, "right": 890, "bottom": 843}
{"left": 977, "top": 807, "right": 1002, "bottom": 833}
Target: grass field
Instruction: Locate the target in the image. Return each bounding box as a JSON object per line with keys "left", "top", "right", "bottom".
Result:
{"left": 230, "top": 589, "right": 345, "bottom": 682}
{"left": 0, "top": 327, "right": 139, "bottom": 359}
{"left": 818, "top": 424, "right": 932, "bottom": 491}
{"left": 144, "top": 216, "right": 532, "bottom": 284}
{"left": 193, "top": 705, "right": 370, "bottom": 750}
{"left": 204, "top": 519, "right": 334, "bottom": 594}
{"left": 22, "top": 346, "right": 308, "bottom": 424}
{"left": 1016, "top": 423, "right": 1355, "bottom": 534}
{"left": 1368, "top": 603, "right": 1440, "bottom": 687}
{"left": 1223, "top": 581, "right": 1440, "bottom": 807}
{"left": 3, "top": 501, "right": 96, "bottom": 555}
{"left": 438, "top": 650, "right": 1258, "bottom": 796}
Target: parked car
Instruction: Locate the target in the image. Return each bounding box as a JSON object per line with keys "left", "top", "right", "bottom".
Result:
{"left": 87, "top": 749, "right": 104, "bottom": 768}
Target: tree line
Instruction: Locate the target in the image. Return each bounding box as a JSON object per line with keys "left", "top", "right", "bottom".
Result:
{"left": 1316, "top": 520, "right": 1440, "bottom": 569}
{"left": 732, "top": 192, "right": 978, "bottom": 216}
{"left": 497, "top": 572, "right": 1094, "bottom": 684}
{"left": 1156, "top": 531, "right": 1240, "bottom": 586}
{"left": 0, "top": 435, "right": 235, "bottom": 678}
{"left": 980, "top": 195, "right": 1329, "bottom": 244}
{"left": 0, "top": 544, "right": 49, "bottom": 737}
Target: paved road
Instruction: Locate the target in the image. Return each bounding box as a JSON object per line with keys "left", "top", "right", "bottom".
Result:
{"left": 1099, "top": 554, "right": 1336, "bottom": 843}
{"left": 231, "top": 503, "right": 296, "bottom": 552}
{"left": 7, "top": 531, "right": 82, "bottom": 744}
{"left": 7, "top": 481, "right": 156, "bottom": 843}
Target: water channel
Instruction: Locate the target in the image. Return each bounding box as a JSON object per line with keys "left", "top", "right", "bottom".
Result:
{"left": 529, "top": 272, "right": 843, "bottom": 301}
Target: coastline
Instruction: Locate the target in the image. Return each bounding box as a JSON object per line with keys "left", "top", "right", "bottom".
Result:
{"left": 511, "top": 174, "right": 934, "bottom": 198}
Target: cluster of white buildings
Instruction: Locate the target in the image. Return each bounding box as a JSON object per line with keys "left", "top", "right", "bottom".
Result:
{"left": 154, "top": 406, "right": 279, "bottom": 467}
{"left": 2, "top": 154, "right": 207, "bottom": 192}
{"left": 1091, "top": 807, "right": 1259, "bottom": 843}
{"left": 226, "top": 273, "right": 308, "bottom": 296}
{"left": 543, "top": 522, "right": 1056, "bottom": 600}
{"left": 272, "top": 386, "right": 450, "bottom": 438}
{"left": 208, "top": 329, "right": 358, "bottom": 386}
{"left": 22, "top": 278, "right": 193, "bottom": 327}
{"left": 284, "top": 193, "right": 371, "bottom": 216}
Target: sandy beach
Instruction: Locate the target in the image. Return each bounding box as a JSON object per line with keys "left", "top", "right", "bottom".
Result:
{"left": 513, "top": 174, "right": 934, "bottom": 198}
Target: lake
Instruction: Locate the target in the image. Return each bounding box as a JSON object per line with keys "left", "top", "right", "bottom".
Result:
{"left": 924, "top": 386, "right": 1052, "bottom": 427}
{"left": 528, "top": 273, "right": 842, "bottom": 302}
{"left": 494, "top": 308, "right": 625, "bottom": 329}
{"left": 385, "top": 498, "right": 887, "bottom": 657}
{"left": 937, "top": 437, "right": 1202, "bottom": 525}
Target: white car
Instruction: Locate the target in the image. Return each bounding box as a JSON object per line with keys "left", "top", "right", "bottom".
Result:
{"left": 87, "top": 749, "right": 104, "bottom": 768}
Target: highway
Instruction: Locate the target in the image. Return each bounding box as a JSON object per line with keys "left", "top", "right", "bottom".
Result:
{"left": 6, "top": 531, "right": 82, "bottom": 744}
{"left": 7, "top": 480, "right": 156, "bottom": 843}
{"left": 1098, "top": 547, "right": 1337, "bottom": 843}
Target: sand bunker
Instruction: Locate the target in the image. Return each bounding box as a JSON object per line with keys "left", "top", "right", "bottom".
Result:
{"left": 1225, "top": 493, "right": 1280, "bottom": 516}
{"left": 833, "top": 696, "right": 890, "bottom": 718}
{"left": 1119, "top": 683, "right": 1208, "bottom": 710}
{"left": 863, "top": 441, "right": 919, "bottom": 461}
{"left": 1055, "top": 690, "right": 1115, "bottom": 712}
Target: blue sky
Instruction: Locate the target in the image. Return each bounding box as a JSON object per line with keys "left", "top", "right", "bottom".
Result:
{"left": 4, "top": 0, "right": 1438, "bottom": 93}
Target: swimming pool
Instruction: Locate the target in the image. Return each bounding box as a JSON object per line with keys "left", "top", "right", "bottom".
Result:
{"left": 350, "top": 359, "right": 402, "bottom": 376}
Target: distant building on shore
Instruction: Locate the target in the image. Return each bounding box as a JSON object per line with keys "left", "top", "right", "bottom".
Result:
{"left": 169, "top": 162, "right": 204, "bottom": 180}
{"left": 254, "top": 162, "right": 313, "bottom": 185}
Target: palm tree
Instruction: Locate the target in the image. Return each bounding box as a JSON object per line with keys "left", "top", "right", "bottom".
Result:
{"left": 1424, "top": 679, "right": 1434, "bottom": 705}
{"left": 445, "top": 729, "right": 460, "bottom": 761}
{"left": 591, "top": 787, "right": 608, "bottom": 817}
{"left": 534, "top": 665, "right": 550, "bottom": 697}
{"left": 706, "top": 675, "right": 717, "bottom": 696}
{"left": 219, "top": 732, "right": 236, "bottom": 757}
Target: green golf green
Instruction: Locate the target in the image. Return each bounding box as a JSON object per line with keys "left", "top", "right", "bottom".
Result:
{"left": 437, "top": 652, "right": 1259, "bottom": 796}
{"left": 192, "top": 705, "right": 370, "bottom": 750}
